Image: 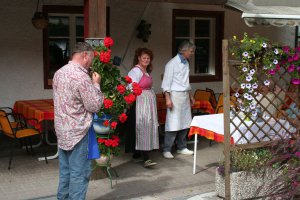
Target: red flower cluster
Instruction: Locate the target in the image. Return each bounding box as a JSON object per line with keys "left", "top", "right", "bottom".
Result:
{"left": 98, "top": 135, "right": 120, "bottom": 147}
{"left": 103, "top": 120, "right": 110, "bottom": 127}
{"left": 110, "top": 121, "right": 118, "bottom": 129}
{"left": 124, "top": 93, "right": 136, "bottom": 104}
{"left": 117, "top": 84, "right": 126, "bottom": 94}
{"left": 103, "top": 98, "right": 113, "bottom": 109}
{"left": 104, "top": 37, "right": 114, "bottom": 48}
{"left": 100, "top": 50, "right": 111, "bottom": 63}
{"left": 119, "top": 113, "right": 128, "bottom": 123}
{"left": 132, "top": 82, "right": 142, "bottom": 96}
{"left": 124, "top": 76, "right": 132, "bottom": 83}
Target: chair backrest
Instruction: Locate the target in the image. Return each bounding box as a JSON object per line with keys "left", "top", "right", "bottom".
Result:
{"left": 0, "top": 110, "right": 13, "bottom": 135}
{"left": 216, "top": 105, "right": 224, "bottom": 113}
{"left": 194, "top": 89, "right": 211, "bottom": 101}
{"left": 206, "top": 88, "right": 217, "bottom": 108}
{"left": 156, "top": 94, "right": 166, "bottom": 125}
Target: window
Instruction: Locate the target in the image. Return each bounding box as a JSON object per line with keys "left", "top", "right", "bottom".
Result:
{"left": 173, "top": 10, "right": 224, "bottom": 82}
{"left": 43, "top": 6, "right": 110, "bottom": 89}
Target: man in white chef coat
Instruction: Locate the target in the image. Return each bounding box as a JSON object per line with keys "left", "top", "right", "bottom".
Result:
{"left": 161, "top": 40, "right": 195, "bottom": 159}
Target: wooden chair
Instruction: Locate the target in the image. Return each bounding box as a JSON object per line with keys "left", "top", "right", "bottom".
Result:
{"left": 206, "top": 88, "right": 217, "bottom": 108}
{"left": 0, "top": 109, "right": 48, "bottom": 169}
{"left": 156, "top": 93, "right": 167, "bottom": 136}
{"left": 194, "top": 89, "right": 211, "bottom": 101}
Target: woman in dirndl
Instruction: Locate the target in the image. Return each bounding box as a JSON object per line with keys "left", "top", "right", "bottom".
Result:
{"left": 124, "top": 48, "right": 159, "bottom": 168}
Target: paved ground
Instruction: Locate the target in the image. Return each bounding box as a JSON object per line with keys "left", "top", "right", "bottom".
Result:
{"left": 0, "top": 133, "right": 223, "bottom": 200}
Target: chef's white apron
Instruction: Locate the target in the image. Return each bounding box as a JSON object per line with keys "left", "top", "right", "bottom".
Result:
{"left": 165, "top": 91, "right": 192, "bottom": 132}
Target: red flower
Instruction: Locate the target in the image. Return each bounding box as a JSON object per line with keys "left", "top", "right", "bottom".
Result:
{"left": 100, "top": 51, "right": 111, "bottom": 63}
{"left": 103, "top": 120, "right": 110, "bottom": 127}
{"left": 112, "top": 135, "right": 120, "bottom": 142}
{"left": 124, "top": 76, "right": 132, "bottom": 83}
{"left": 119, "top": 113, "right": 128, "bottom": 123}
{"left": 98, "top": 138, "right": 105, "bottom": 144}
{"left": 111, "top": 139, "right": 119, "bottom": 147}
{"left": 132, "top": 82, "right": 142, "bottom": 96}
{"left": 117, "top": 84, "right": 126, "bottom": 94}
{"left": 110, "top": 121, "right": 118, "bottom": 129}
{"left": 104, "top": 37, "right": 114, "bottom": 47}
{"left": 94, "top": 51, "right": 99, "bottom": 57}
{"left": 124, "top": 93, "right": 136, "bottom": 104}
{"left": 103, "top": 98, "right": 113, "bottom": 109}
{"left": 105, "top": 139, "right": 113, "bottom": 147}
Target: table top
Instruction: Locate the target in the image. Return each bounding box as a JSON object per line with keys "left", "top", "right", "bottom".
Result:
{"left": 190, "top": 113, "right": 294, "bottom": 144}
{"left": 13, "top": 99, "right": 54, "bottom": 130}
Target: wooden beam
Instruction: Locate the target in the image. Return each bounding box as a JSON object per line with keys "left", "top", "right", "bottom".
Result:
{"left": 88, "top": 0, "right": 106, "bottom": 38}
{"left": 223, "top": 39, "right": 231, "bottom": 200}
{"left": 131, "top": 0, "right": 227, "bottom": 5}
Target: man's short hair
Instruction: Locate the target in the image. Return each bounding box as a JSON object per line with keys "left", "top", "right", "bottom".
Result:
{"left": 72, "top": 42, "right": 93, "bottom": 55}
{"left": 178, "top": 40, "right": 196, "bottom": 54}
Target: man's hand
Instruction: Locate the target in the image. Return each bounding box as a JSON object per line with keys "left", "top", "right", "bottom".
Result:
{"left": 166, "top": 98, "right": 173, "bottom": 109}
{"left": 189, "top": 92, "right": 195, "bottom": 106}
{"left": 92, "top": 72, "right": 101, "bottom": 84}
{"left": 164, "top": 92, "right": 173, "bottom": 109}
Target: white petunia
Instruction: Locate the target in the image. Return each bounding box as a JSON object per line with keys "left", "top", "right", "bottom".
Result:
{"left": 249, "top": 69, "right": 255, "bottom": 75}
{"left": 240, "top": 106, "right": 245, "bottom": 112}
{"left": 242, "top": 67, "right": 248, "bottom": 72}
{"left": 248, "top": 88, "right": 254, "bottom": 93}
{"left": 252, "top": 110, "right": 257, "bottom": 117}
{"left": 242, "top": 52, "right": 249, "bottom": 57}
{"left": 252, "top": 83, "right": 258, "bottom": 89}
{"left": 243, "top": 93, "right": 249, "bottom": 98}
{"left": 273, "top": 59, "right": 278, "bottom": 65}
{"left": 263, "top": 66, "right": 268, "bottom": 70}
{"left": 247, "top": 95, "right": 253, "bottom": 101}
{"left": 241, "top": 83, "right": 246, "bottom": 89}
{"left": 237, "top": 98, "right": 242, "bottom": 103}
{"left": 254, "top": 92, "right": 258, "bottom": 95}
{"left": 250, "top": 103, "right": 256, "bottom": 110}
{"left": 264, "top": 80, "right": 270, "bottom": 86}
{"left": 246, "top": 83, "right": 251, "bottom": 89}
{"left": 234, "top": 92, "right": 240, "bottom": 98}
{"left": 262, "top": 43, "right": 267, "bottom": 48}
{"left": 246, "top": 76, "right": 253, "bottom": 82}
{"left": 274, "top": 49, "right": 279, "bottom": 54}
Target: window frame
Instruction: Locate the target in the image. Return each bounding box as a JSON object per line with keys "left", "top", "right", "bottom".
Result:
{"left": 42, "top": 5, "right": 110, "bottom": 89}
{"left": 172, "top": 9, "right": 224, "bottom": 83}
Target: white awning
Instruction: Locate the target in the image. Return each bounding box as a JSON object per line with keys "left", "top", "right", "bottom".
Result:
{"left": 227, "top": 0, "right": 300, "bottom": 27}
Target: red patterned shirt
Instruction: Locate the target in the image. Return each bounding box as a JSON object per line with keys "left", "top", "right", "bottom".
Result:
{"left": 53, "top": 61, "right": 103, "bottom": 150}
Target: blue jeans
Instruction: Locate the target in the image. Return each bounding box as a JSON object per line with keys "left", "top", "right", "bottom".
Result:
{"left": 57, "top": 134, "right": 92, "bottom": 200}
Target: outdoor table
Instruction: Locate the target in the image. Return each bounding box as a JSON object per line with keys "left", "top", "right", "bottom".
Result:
{"left": 189, "top": 113, "right": 294, "bottom": 174}
{"left": 13, "top": 99, "right": 58, "bottom": 161}
{"left": 192, "top": 100, "right": 215, "bottom": 114}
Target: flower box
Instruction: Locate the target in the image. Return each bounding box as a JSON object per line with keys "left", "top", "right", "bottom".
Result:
{"left": 215, "top": 167, "right": 282, "bottom": 199}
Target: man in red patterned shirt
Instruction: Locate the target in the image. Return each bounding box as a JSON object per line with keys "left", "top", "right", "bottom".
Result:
{"left": 53, "top": 42, "right": 103, "bottom": 200}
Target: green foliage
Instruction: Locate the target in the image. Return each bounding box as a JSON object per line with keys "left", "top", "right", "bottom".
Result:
{"left": 230, "top": 148, "right": 273, "bottom": 173}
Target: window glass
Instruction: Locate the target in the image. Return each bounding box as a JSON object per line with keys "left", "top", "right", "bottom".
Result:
{"left": 48, "top": 39, "right": 69, "bottom": 78}
{"left": 48, "top": 17, "right": 69, "bottom": 37}
{"left": 195, "top": 39, "right": 209, "bottom": 73}
{"left": 175, "top": 19, "right": 190, "bottom": 37}
{"left": 195, "top": 20, "right": 210, "bottom": 37}
{"left": 76, "top": 16, "right": 84, "bottom": 37}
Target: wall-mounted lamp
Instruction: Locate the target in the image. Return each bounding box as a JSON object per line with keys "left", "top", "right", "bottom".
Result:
{"left": 32, "top": 0, "right": 48, "bottom": 30}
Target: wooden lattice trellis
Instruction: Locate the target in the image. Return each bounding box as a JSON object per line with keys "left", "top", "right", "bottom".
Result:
{"left": 222, "top": 40, "right": 300, "bottom": 199}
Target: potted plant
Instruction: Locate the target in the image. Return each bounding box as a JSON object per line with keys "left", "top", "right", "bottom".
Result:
{"left": 281, "top": 46, "right": 300, "bottom": 85}
{"left": 91, "top": 37, "right": 142, "bottom": 161}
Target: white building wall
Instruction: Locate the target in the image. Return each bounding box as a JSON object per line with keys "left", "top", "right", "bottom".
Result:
{"left": 0, "top": 0, "right": 295, "bottom": 107}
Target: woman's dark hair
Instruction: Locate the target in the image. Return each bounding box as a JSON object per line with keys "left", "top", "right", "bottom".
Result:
{"left": 132, "top": 48, "right": 154, "bottom": 73}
